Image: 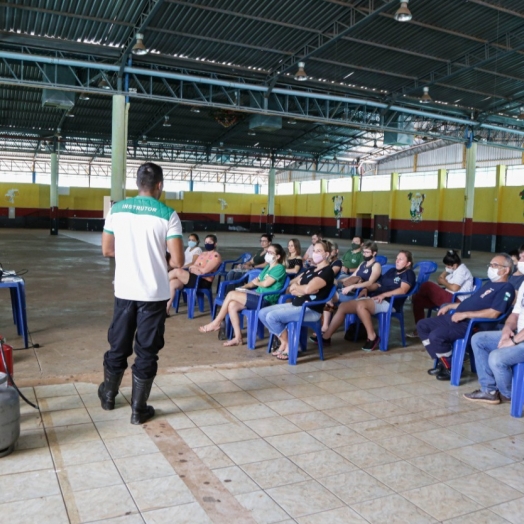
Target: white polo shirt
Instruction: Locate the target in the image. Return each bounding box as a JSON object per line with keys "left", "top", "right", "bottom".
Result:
{"left": 446, "top": 263, "right": 474, "bottom": 300}
{"left": 512, "top": 282, "right": 524, "bottom": 333}
{"left": 104, "top": 195, "right": 183, "bottom": 301}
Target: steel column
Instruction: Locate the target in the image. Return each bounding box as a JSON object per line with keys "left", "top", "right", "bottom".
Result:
{"left": 111, "top": 94, "right": 127, "bottom": 203}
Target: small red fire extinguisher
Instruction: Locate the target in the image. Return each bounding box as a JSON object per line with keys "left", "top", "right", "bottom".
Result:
{"left": 0, "top": 336, "right": 14, "bottom": 379}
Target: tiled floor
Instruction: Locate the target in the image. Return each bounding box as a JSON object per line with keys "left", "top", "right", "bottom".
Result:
{"left": 4, "top": 349, "right": 524, "bottom": 524}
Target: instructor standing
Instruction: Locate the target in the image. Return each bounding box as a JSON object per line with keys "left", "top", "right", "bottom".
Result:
{"left": 99, "top": 162, "right": 184, "bottom": 424}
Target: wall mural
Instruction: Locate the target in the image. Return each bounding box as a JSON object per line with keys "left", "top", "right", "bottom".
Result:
{"left": 332, "top": 195, "right": 344, "bottom": 217}
{"left": 520, "top": 189, "right": 524, "bottom": 216}
{"left": 408, "top": 192, "right": 425, "bottom": 222}
{"left": 5, "top": 189, "right": 19, "bottom": 204}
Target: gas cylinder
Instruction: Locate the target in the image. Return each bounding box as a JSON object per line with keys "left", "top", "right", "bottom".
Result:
{"left": 0, "top": 372, "right": 20, "bottom": 458}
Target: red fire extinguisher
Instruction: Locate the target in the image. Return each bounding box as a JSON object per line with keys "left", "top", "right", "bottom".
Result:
{"left": 0, "top": 336, "right": 14, "bottom": 378}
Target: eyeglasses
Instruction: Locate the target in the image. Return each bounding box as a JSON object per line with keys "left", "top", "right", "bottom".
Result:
{"left": 487, "top": 263, "right": 510, "bottom": 269}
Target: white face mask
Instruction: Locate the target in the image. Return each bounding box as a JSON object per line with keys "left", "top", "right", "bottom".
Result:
{"left": 264, "top": 253, "right": 275, "bottom": 264}
{"left": 487, "top": 267, "right": 501, "bottom": 282}
{"left": 445, "top": 267, "right": 453, "bottom": 274}
{"left": 518, "top": 261, "right": 524, "bottom": 274}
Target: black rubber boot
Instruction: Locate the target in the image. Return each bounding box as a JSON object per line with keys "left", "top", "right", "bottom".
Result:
{"left": 98, "top": 367, "right": 124, "bottom": 411}
{"left": 130, "top": 374, "right": 155, "bottom": 425}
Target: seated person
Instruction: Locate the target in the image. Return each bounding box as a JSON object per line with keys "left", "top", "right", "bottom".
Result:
{"left": 408, "top": 249, "right": 474, "bottom": 336}
{"left": 509, "top": 244, "right": 524, "bottom": 292}
{"left": 417, "top": 253, "right": 515, "bottom": 381}
{"left": 302, "top": 230, "right": 323, "bottom": 265}
{"left": 286, "top": 238, "right": 303, "bottom": 275}
{"left": 319, "top": 241, "right": 381, "bottom": 333}
{"left": 327, "top": 240, "right": 343, "bottom": 277}
{"left": 183, "top": 233, "right": 202, "bottom": 268}
{"left": 166, "top": 234, "right": 222, "bottom": 312}
{"left": 258, "top": 241, "right": 334, "bottom": 361}
{"left": 339, "top": 236, "right": 364, "bottom": 279}
{"left": 226, "top": 233, "right": 271, "bottom": 281}
{"left": 320, "top": 250, "right": 415, "bottom": 352}
{"left": 464, "top": 280, "right": 524, "bottom": 404}
{"left": 199, "top": 244, "right": 287, "bottom": 347}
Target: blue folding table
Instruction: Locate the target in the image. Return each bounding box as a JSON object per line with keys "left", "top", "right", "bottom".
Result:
{"left": 0, "top": 278, "right": 29, "bottom": 348}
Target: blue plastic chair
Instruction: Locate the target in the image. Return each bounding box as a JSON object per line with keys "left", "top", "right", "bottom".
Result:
{"left": 216, "top": 252, "right": 252, "bottom": 288}
{"left": 240, "top": 277, "right": 290, "bottom": 350}
{"left": 511, "top": 363, "right": 524, "bottom": 418}
{"left": 212, "top": 269, "right": 262, "bottom": 319}
{"left": 426, "top": 277, "right": 483, "bottom": 318}
{"left": 413, "top": 261, "right": 438, "bottom": 284}
{"left": 375, "top": 255, "right": 387, "bottom": 265}
{"left": 267, "top": 286, "right": 337, "bottom": 365}
{"left": 174, "top": 263, "right": 225, "bottom": 319}
{"left": 449, "top": 308, "right": 513, "bottom": 386}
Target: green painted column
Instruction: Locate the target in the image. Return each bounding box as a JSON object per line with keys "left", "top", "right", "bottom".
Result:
{"left": 111, "top": 94, "right": 127, "bottom": 203}
{"left": 462, "top": 142, "right": 477, "bottom": 258}
{"left": 50, "top": 143, "right": 59, "bottom": 235}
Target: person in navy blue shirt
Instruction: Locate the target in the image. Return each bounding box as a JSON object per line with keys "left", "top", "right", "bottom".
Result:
{"left": 321, "top": 250, "right": 416, "bottom": 352}
{"left": 418, "top": 253, "right": 515, "bottom": 381}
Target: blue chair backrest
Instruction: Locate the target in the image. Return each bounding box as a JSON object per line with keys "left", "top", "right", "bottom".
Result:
{"left": 414, "top": 261, "right": 438, "bottom": 284}
{"left": 381, "top": 264, "right": 395, "bottom": 275}
{"left": 472, "top": 277, "right": 482, "bottom": 292}
{"left": 375, "top": 255, "right": 387, "bottom": 265}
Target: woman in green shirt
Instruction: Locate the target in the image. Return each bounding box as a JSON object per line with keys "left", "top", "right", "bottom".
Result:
{"left": 199, "top": 244, "right": 287, "bottom": 347}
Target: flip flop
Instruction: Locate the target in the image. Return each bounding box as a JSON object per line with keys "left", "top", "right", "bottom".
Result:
{"left": 198, "top": 324, "right": 216, "bottom": 333}
{"left": 276, "top": 352, "right": 289, "bottom": 361}
{"left": 223, "top": 338, "right": 244, "bottom": 347}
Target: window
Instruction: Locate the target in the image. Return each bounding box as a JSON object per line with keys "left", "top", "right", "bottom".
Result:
{"left": 58, "top": 174, "right": 90, "bottom": 188}
{"left": 163, "top": 180, "right": 190, "bottom": 192}
{"left": 90, "top": 176, "right": 111, "bottom": 189}
{"left": 300, "top": 180, "right": 320, "bottom": 194}
{"left": 193, "top": 182, "right": 224, "bottom": 192}
{"left": 474, "top": 167, "right": 496, "bottom": 187}
{"left": 276, "top": 182, "right": 294, "bottom": 195}
{"left": 225, "top": 184, "right": 254, "bottom": 194}
{"left": 506, "top": 166, "right": 524, "bottom": 186}
{"left": 447, "top": 169, "right": 466, "bottom": 188}
{"left": 327, "top": 177, "right": 352, "bottom": 193}
{"left": 361, "top": 174, "right": 390, "bottom": 192}
{"left": 399, "top": 171, "right": 438, "bottom": 190}
{"left": 259, "top": 184, "right": 268, "bottom": 195}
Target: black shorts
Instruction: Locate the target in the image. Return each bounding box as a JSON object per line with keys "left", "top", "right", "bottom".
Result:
{"left": 185, "top": 273, "right": 212, "bottom": 290}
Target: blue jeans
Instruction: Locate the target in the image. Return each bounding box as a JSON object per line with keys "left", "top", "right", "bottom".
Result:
{"left": 471, "top": 331, "right": 524, "bottom": 399}
{"left": 258, "top": 303, "right": 321, "bottom": 337}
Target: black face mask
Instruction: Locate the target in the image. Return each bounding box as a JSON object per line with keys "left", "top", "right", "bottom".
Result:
{"left": 204, "top": 243, "right": 215, "bottom": 251}
{"left": 363, "top": 255, "right": 373, "bottom": 262}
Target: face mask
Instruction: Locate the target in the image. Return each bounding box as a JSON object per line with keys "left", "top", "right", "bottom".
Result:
{"left": 264, "top": 253, "right": 275, "bottom": 264}
{"left": 363, "top": 255, "right": 373, "bottom": 262}
{"left": 312, "top": 252, "right": 325, "bottom": 264}
{"left": 187, "top": 240, "right": 197, "bottom": 248}
{"left": 487, "top": 267, "right": 501, "bottom": 282}
{"left": 204, "top": 243, "right": 215, "bottom": 251}
{"left": 518, "top": 262, "right": 524, "bottom": 273}
{"left": 445, "top": 267, "right": 453, "bottom": 274}
{"left": 351, "top": 243, "right": 360, "bottom": 250}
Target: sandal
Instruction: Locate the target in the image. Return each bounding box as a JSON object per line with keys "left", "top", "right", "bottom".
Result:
{"left": 223, "top": 338, "right": 244, "bottom": 347}
{"left": 199, "top": 324, "right": 219, "bottom": 334}
{"left": 276, "top": 352, "right": 289, "bottom": 361}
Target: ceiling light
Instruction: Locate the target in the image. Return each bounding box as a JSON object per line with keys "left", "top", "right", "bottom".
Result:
{"left": 420, "top": 86, "right": 432, "bottom": 104}
{"left": 190, "top": 106, "right": 201, "bottom": 113}
{"left": 98, "top": 78, "right": 111, "bottom": 90}
{"left": 287, "top": 119, "right": 297, "bottom": 125}
{"left": 343, "top": 72, "right": 354, "bottom": 79}
{"left": 79, "top": 93, "right": 89, "bottom": 101}
{"left": 163, "top": 116, "right": 171, "bottom": 127}
{"left": 394, "top": 0, "right": 412, "bottom": 22}
{"left": 132, "top": 33, "right": 148, "bottom": 56}
{"left": 66, "top": 110, "right": 74, "bottom": 117}
{"left": 248, "top": 130, "right": 256, "bottom": 136}
{"left": 139, "top": 135, "right": 148, "bottom": 144}
{"left": 294, "top": 61, "right": 308, "bottom": 81}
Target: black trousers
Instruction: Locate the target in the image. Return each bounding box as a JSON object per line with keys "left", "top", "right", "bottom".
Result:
{"left": 417, "top": 314, "right": 469, "bottom": 359}
{"left": 103, "top": 298, "right": 167, "bottom": 380}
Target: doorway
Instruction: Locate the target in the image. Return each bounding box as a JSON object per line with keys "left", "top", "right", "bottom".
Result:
{"left": 374, "top": 214, "right": 390, "bottom": 242}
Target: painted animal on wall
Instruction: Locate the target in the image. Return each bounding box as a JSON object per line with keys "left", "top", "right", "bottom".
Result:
{"left": 5, "top": 189, "right": 19, "bottom": 204}
{"left": 408, "top": 192, "right": 425, "bottom": 222}
{"left": 332, "top": 195, "right": 344, "bottom": 217}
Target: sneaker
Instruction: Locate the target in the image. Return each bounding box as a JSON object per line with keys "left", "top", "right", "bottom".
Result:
{"left": 427, "top": 362, "right": 443, "bottom": 376}
{"left": 362, "top": 336, "right": 380, "bottom": 352}
{"left": 463, "top": 389, "right": 501, "bottom": 404}
{"left": 309, "top": 334, "right": 318, "bottom": 343}
{"left": 500, "top": 394, "right": 511, "bottom": 403}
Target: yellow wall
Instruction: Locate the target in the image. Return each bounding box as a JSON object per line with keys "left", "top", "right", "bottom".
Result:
{"left": 1, "top": 179, "right": 523, "bottom": 225}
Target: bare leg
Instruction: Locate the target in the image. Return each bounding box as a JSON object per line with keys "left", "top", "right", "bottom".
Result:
{"left": 166, "top": 269, "right": 191, "bottom": 313}
{"left": 354, "top": 300, "right": 377, "bottom": 340}
{"left": 199, "top": 291, "right": 247, "bottom": 332}
{"left": 276, "top": 329, "right": 289, "bottom": 359}
{"left": 323, "top": 299, "right": 361, "bottom": 339}
{"left": 322, "top": 311, "right": 331, "bottom": 332}
{"left": 226, "top": 300, "right": 245, "bottom": 344}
